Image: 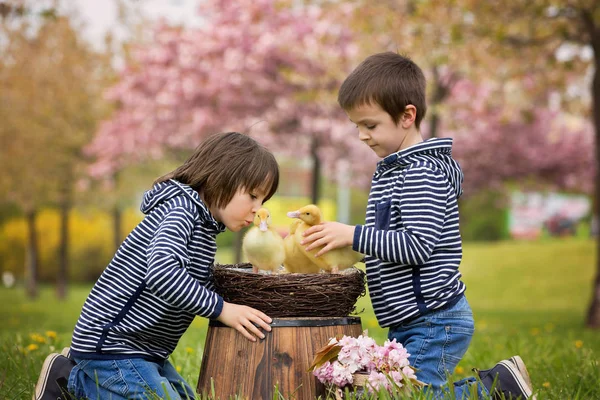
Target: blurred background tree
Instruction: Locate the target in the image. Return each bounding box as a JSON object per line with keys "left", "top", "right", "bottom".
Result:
{"left": 0, "top": 2, "right": 114, "bottom": 298}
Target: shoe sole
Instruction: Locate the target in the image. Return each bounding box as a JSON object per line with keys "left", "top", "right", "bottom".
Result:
{"left": 60, "top": 347, "right": 71, "bottom": 358}
{"left": 509, "top": 357, "right": 532, "bottom": 387}
{"left": 33, "top": 353, "right": 61, "bottom": 400}
{"left": 498, "top": 359, "right": 535, "bottom": 399}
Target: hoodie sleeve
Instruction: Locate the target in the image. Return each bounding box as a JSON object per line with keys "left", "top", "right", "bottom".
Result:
{"left": 352, "top": 165, "right": 447, "bottom": 265}
{"left": 145, "top": 206, "right": 224, "bottom": 318}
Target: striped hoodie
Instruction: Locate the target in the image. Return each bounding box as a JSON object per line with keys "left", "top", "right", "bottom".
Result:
{"left": 352, "top": 138, "right": 466, "bottom": 328}
{"left": 70, "top": 180, "right": 225, "bottom": 361}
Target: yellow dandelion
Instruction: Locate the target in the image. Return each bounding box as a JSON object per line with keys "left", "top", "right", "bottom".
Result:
{"left": 45, "top": 331, "right": 57, "bottom": 339}
{"left": 176, "top": 365, "right": 182, "bottom": 373}
{"left": 185, "top": 347, "right": 194, "bottom": 354}
{"left": 29, "top": 333, "right": 46, "bottom": 344}
{"left": 544, "top": 323, "right": 554, "bottom": 332}
{"left": 27, "top": 344, "right": 39, "bottom": 352}
{"left": 542, "top": 382, "right": 551, "bottom": 388}
{"left": 575, "top": 340, "right": 583, "bottom": 349}
{"left": 455, "top": 366, "right": 464, "bottom": 374}
{"left": 530, "top": 328, "right": 540, "bottom": 336}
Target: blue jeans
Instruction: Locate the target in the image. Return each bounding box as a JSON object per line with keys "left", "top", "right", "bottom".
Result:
{"left": 388, "top": 295, "right": 488, "bottom": 399}
{"left": 67, "top": 357, "right": 196, "bottom": 399}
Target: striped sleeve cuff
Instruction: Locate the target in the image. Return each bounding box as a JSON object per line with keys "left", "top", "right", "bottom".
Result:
{"left": 208, "top": 294, "right": 224, "bottom": 319}
{"left": 352, "top": 225, "right": 364, "bottom": 252}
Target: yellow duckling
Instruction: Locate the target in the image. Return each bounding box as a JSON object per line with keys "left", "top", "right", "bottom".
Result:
{"left": 286, "top": 204, "right": 363, "bottom": 274}
{"left": 242, "top": 208, "right": 285, "bottom": 274}
{"left": 283, "top": 219, "right": 322, "bottom": 274}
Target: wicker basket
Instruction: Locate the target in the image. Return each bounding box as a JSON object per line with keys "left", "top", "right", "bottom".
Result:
{"left": 211, "top": 263, "right": 366, "bottom": 318}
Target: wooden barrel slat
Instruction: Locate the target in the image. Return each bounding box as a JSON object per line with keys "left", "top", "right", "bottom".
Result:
{"left": 197, "top": 317, "right": 362, "bottom": 400}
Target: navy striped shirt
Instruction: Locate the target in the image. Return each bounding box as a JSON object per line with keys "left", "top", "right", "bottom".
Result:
{"left": 70, "top": 180, "right": 226, "bottom": 361}
{"left": 352, "top": 138, "right": 466, "bottom": 328}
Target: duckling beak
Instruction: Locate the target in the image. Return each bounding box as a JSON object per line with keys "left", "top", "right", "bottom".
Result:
{"left": 259, "top": 221, "right": 268, "bottom": 232}
{"left": 287, "top": 211, "right": 300, "bottom": 219}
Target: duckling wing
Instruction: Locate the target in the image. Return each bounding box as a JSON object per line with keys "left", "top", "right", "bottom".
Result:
{"left": 283, "top": 233, "right": 322, "bottom": 274}
{"left": 243, "top": 228, "right": 285, "bottom": 271}
{"left": 321, "top": 247, "right": 364, "bottom": 271}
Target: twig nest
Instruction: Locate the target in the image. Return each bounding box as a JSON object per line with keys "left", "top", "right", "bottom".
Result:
{"left": 211, "top": 263, "right": 367, "bottom": 317}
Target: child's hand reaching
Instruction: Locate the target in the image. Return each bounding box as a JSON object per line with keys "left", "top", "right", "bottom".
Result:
{"left": 216, "top": 302, "right": 272, "bottom": 342}
{"left": 302, "top": 221, "right": 355, "bottom": 257}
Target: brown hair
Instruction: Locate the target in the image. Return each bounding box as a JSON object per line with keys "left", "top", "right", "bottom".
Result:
{"left": 338, "top": 52, "right": 427, "bottom": 129}
{"left": 155, "top": 132, "right": 279, "bottom": 208}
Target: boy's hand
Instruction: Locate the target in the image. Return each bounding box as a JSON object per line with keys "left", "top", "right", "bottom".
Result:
{"left": 216, "top": 302, "right": 272, "bottom": 342}
{"left": 301, "top": 222, "right": 355, "bottom": 257}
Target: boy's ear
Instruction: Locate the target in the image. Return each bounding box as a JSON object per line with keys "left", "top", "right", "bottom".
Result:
{"left": 400, "top": 105, "right": 417, "bottom": 129}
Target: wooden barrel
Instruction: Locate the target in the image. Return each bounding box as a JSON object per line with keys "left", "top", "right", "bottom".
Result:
{"left": 197, "top": 316, "right": 362, "bottom": 400}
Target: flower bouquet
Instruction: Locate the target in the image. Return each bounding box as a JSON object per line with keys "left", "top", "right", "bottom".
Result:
{"left": 308, "top": 332, "right": 425, "bottom": 398}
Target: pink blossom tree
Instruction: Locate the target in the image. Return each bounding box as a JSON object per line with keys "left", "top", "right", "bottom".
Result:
{"left": 445, "top": 79, "right": 595, "bottom": 196}
{"left": 86, "top": 0, "right": 372, "bottom": 198}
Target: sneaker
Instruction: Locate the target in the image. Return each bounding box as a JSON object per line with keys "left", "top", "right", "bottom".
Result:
{"left": 509, "top": 356, "right": 533, "bottom": 391}
{"left": 477, "top": 356, "right": 536, "bottom": 399}
{"left": 32, "top": 353, "right": 76, "bottom": 400}
{"left": 60, "top": 347, "right": 71, "bottom": 358}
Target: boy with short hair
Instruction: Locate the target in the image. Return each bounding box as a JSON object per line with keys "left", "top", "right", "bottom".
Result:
{"left": 302, "top": 52, "right": 535, "bottom": 399}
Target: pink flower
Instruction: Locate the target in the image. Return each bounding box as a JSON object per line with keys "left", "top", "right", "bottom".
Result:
{"left": 367, "top": 371, "right": 390, "bottom": 393}
{"left": 331, "top": 361, "right": 353, "bottom": 387}
{"left": 312, "top": 333, "right": 420, "bottom": 395}
{"left": 388, "top": 348, "right": 410, "bottom": 369}
{"left": 313, "top": 361, "right": 333, "bottom": 384}
{"left": 389, "top": 371, "right": 405, "bottom": 388}
{"left": 402, "top": 366, "right": 417, "bottom": 380}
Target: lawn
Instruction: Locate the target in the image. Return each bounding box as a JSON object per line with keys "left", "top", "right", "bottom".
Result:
{"left": 0, "top": 238, "right": 598, "bottom": 399}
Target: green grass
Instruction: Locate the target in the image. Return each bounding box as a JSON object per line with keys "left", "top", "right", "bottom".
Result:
{"left": 1, "top": 238, "right": 599, "bottom": 399}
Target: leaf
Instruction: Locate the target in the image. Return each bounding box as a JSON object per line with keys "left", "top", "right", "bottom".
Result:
{"left": 307, "top": 341, "right": 341, "bottom": 372}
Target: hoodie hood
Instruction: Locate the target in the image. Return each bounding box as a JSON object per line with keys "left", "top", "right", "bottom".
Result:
{"left": 376, "top": 138, "right": 464, "bottom": 199}
{"left": 140, "top": 179, "right": 226, "bottom": 233}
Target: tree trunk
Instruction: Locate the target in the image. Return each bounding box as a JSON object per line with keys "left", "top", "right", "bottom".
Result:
{"left": 113, "top": 206, "right": 122, "bottom": 252}
{"left": 25, "top": 209, "right": 39, "bottom": 299}
{"left": 112, "top": 171, "right": 122, "bottom": 252}
{"left": 310, "top": 136, "right": 321, "bottom": 205}
{"left": 585, "top": 28, "right": 600, "bottom": 328}
{"left": 429, "top": 110, "right": 440, "bottom": 139}
{"left": 56, "top": 199, "right": 69, "bottom": 300}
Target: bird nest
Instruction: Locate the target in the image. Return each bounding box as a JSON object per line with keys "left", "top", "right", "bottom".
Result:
{"left": 211, "top": 263, "right": 367, "bottom": 318}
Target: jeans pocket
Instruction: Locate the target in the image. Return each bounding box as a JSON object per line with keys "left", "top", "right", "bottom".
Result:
{"left": 375, "top": 201, "right": 391, "bottom": 230}
{"left": 439, "top": 321, "right": 474, "bottom": 376}
{"left": 82, "top": 359, "right": 129, "bottom": 397}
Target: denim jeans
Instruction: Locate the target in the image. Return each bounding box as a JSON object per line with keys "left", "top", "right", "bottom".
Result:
{"left": 387, "top": 295, "right": 488, "bottom": 399}
{"left": 67, "top": 357, "right": 196, "bottom": 399}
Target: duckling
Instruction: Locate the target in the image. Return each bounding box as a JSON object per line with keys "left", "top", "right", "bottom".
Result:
{"left": 286, "top": 204, "right": 363, "bottom": 274}
{"left": 283, "top": 219, "right": 322, "bottom": 274}
{"left": 242, "top": 208, "right": 285, "bottom": 274}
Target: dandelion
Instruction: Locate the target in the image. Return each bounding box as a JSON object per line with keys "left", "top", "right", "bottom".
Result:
{"left": 45, "top": 331, "right": 57, "bottom": 339}
{"left": 530, "top": 328, "right": 540, "bottom": 336}
{"left": 575, "top": 340, "right": 583, "bottom": 349}
{"left": 455, "top": 366, "right": 464, "bottom": 375}
{"left": 27, "top": 344, "right": 39, "bottom": 352}
{"left": 544, "top": 323, "right": 554, "bottom": 332}
{"left": 176, "top": 366, "right": 182, "bottom": 373}
{"left": 542, "top": 382, "right": 551, "bottom": 388}
{"left": 185, "top": 347, "right": 194, "bottom": 354}
{"left": 29, "top": 333, "right": 46, "bottom": 344}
